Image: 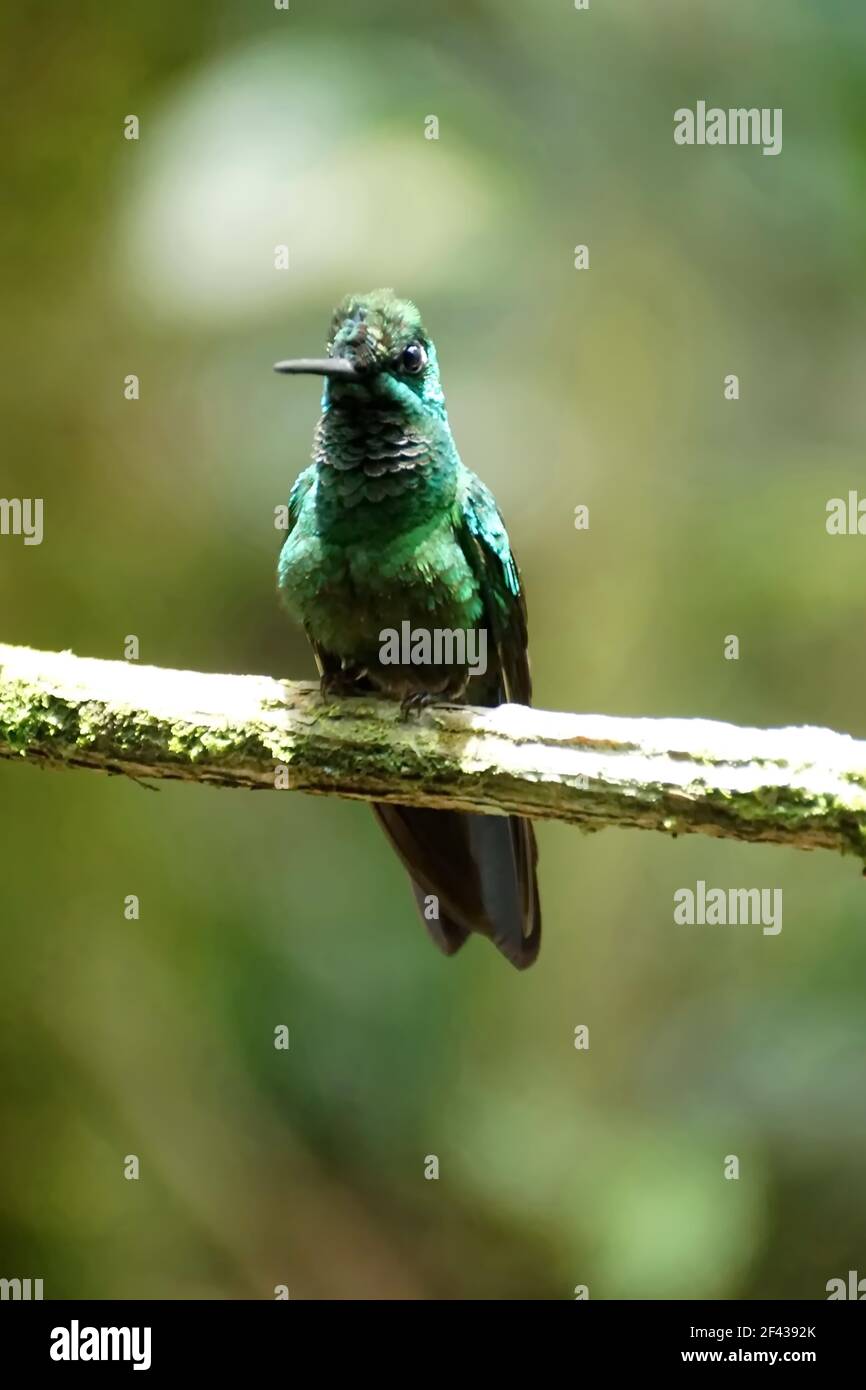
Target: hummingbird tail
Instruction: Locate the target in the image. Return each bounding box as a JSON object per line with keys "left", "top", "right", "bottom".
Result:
{"left": 372, "top": 803, "right": 541, "bottom": 969}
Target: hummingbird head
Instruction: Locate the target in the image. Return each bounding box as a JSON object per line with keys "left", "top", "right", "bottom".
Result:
{"left": 274, "top": 289, "right": 446, "bottom": 418}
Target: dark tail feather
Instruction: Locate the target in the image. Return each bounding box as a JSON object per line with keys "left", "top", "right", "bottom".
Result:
{"left": 372, "top": 804, "right": 541, "bottom": 970}
{"left": 409, "top": 880, "right": 470, "bottom": 957}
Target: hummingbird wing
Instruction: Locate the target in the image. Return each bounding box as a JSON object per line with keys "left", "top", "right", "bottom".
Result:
{"left": 456, "top": 471, "right": 532, "bottom": 706}
{"left": 280, "top": 465, "right": 340, "bottom": 679}
{"left": 374, "top": 472, "right": 541, "bottom": 969}
{"left": 453, "top": 471, "right": 541, "bottom": 964}
{"left": 287, "top": 463, "right": 315, "bottom": 519}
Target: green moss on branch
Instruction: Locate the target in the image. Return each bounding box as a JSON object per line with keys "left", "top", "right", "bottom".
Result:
{"left": 2, "top": 642, "right": 866, "bottom": 861}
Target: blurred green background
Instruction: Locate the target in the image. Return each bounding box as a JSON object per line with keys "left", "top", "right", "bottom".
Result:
{"left": 2, "top": 0, "right": 866, "bottom": 1300}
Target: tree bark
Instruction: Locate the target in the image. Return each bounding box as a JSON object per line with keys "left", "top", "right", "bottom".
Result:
{"left": 2, "top": 642, "right": 866, "bottom": 860}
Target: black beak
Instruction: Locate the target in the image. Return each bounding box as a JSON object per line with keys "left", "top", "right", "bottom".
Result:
{"left": 273, "top": 357, "right": 360, "bottom": 380}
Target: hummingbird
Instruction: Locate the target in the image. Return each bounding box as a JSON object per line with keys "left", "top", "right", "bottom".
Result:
{"left": 275, "top": 289, "right": 540, "bottom": 968}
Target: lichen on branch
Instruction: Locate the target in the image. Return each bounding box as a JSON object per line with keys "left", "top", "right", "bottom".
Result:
{"left": 2, "top": 642, "right": 866, "bottom": 860}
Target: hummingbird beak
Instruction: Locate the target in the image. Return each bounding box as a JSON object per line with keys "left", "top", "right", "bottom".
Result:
{"left": 273, "top": 357, "right": 360, "bottom": 380}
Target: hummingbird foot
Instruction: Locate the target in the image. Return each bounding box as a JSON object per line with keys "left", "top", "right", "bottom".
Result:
{"left": 319, "top": 665, "right": 367, "bottom": 704}
{"left": 399, "top": 691, "right": 441, "bottom": 721}
{"left": 398, "top": 684, "right": 468, "bottom": 720}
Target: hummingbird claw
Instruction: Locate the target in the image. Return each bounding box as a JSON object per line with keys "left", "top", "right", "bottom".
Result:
{"left": 399, "top": 691, "right": 439, "bottom": 721}
{"left": 319, "top": 665, "right": 366, "bottom": 704}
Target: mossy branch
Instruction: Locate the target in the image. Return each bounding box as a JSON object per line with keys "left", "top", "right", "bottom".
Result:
{"left": 2, "top": 642, "right": 866, "bottom": 860}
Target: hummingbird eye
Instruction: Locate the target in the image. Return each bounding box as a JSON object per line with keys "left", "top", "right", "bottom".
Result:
{"left": 400, "top": 342, "right": 427, "bottom": 375}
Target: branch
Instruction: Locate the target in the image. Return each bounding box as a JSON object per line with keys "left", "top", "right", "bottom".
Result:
{"left": 1, "top": 642, "right": 866, "bottom": 860}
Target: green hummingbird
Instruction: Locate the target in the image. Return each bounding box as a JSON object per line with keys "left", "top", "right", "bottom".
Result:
{"left": 275, "top": 289, "right": 540, "bottom": 968}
